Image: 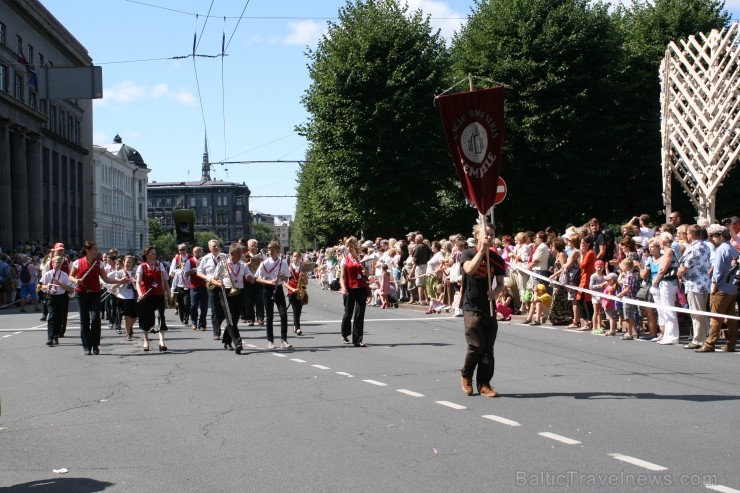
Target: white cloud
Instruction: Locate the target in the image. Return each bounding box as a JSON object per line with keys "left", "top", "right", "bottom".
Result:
{"left": 403, "top": 0, "right": 467, "bottom": 40}
{"left": 98, "top": 81, "right": 195, "bottom": 107}
{"left": 283, "top": 20, "right": 326, "bottom": 46}
{"left": 93, "top": 130, "right": 108, "bottom": 145}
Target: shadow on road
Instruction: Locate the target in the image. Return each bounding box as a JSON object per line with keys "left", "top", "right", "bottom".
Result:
{"left": 505, "top": 392, "right": 740, "bottom": 402}
{"left": 0, "top": 478, "right": 114, "bottom": 492}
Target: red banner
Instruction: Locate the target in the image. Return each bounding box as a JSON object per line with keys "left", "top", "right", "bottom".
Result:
{"left": 438, "top": 87, "right": 505, "bottom": 215}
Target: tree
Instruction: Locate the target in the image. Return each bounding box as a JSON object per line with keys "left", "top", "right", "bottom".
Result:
{"left": 451, "top": 0, "right": 624, "bottom": 231}
{"left": 295, "top": 0, "right": 472, "bottom": 244}
{"left": 252, "top": 223, "right": 275, "bottom": 247}
{"left": 195, "top": 231, "right": 224, "bottom": 249}
{"left": 613, "top": 0, "right": 731, "bottom": 221}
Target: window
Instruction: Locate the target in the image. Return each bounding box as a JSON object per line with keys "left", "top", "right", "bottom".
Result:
{"left": 39, "top": 53, "right": 43, "bottom": 66}
{"left": 202, "top": 197, "right": 207, "bottom": 206}
{"left": 223, "top": 196, "right": 228, "bottom": 207}
{"left": 29, "top": 90, "right": 36, "bottom": 109}
{"left": 0, "top": 65, "right": 7, "bottom": 92}
{"left": 15, "top": 35, "right": 21, "bottom": 55}
{"left": 0, "top": 23, "right": 5, "bottom": 45}
{"left": 190, "top": 197, "right": 195, "bottom": 207}
{"left": 138, "top": 180, "right": 142, "bottom": 193}
{"left": 27, "top": 45, "right": 33, "bottom": 65}
{"left": 50, "top": 106, "right": 57, "bottom": 132}
{"left": 40, "top": 99, "right": 46, "bottom": 115}
{"left": 202, "top": 214, "right": 208, "bottom": 225}
{"left": 235, "top": 211, "right": 242, "bottom": 223}
{"left": 59, "top": 110, "right": 65, "bottom": 138}
{"left": 236, "top": 198, "right": 242, "bottom": 206}
{"left": 14, "top": 73, "right": 23, "bottom": 101}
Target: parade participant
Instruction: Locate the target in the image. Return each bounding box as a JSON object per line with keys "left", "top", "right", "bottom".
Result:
{"left": 255, "top": 241, "right": 292, "bottom": 349}
{"left": 286, "top": 251, "right": 308, "bottom": 336}
{"left": 68, "top": 241, "right": 125, "bottom": 355}
{"left": 135, "top": 246, "right": 172, "bottom": 352}
{"left": 197, "top": 240, "right": 226, "bottom": 340}
{"left": 39, "top": 255, "right": 74, "bottom": 346}
{"left": 244, "top": 239, "right": 265, "bottom": 326}
{"left": 188, "top": 246, "right": 208, "bottom": 331}
{"left": 170, "top": 244, "right": 191, "bottom": 325}
{"left": 339, "top": 236, "right": 370, "bottom": 347}
{"left": 115, "top": 255, "right": 138, "bottom": 341}
{"left": 210, "top": 243, "right": 254, "bottom": 354}
{"left": 39, "top": 249, "right": 54, "bottom": 322}
{"left": 109, "top": 257, "right": 123, "bottom": 333}
{"left": 51, "top": 243, "right": 71, "bottom": 337}
{"left": 459, "top": 222, "right": 505, "bottom": 398}
{"left": 696, "top": 225, "right": 739, "bottom": 353}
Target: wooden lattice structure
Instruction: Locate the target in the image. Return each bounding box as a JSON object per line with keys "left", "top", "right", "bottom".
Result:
{"left": 660, "top": 22, "right": 740, "bottom": 221}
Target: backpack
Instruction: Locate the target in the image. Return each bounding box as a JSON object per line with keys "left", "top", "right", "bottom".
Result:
{"left": 20, "top": 263, "right": 31, "bottom": 284}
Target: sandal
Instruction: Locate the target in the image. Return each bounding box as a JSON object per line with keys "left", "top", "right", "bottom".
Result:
{"left": 566, "top": 324, "right": 580, "bottom": 329}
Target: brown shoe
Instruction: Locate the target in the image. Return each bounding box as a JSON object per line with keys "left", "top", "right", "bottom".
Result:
{"left": 684, "top": 342, "right": 701, "bottom": 349}
{"left": 695, "top": 345, "right": 715, "bottom": 353}
{"left": 478, "top": 385, "right": 499, "bottom": 398}
{"left": 718, "top": 345, "right": 736, "bottom": 352}
{"left": 461, "top": 376, "right": 473, "bottom": 396}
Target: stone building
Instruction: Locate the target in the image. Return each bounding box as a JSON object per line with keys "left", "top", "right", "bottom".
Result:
{"left": 147, "top": 141, "right": 251, "bottom": 244}
{"left": 0, "top": 0, "right": 94, "bottom": 250}
{"left": 93, "top": 135, "right": 150, "bottom": 254}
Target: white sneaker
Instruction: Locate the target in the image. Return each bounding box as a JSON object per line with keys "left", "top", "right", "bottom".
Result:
{"left": 281, "top": 340, "right": 292, "bottom": 349}
{"left": 453, "top": 308, "right": 463, "bottom": 317}
{"left": 267, "top": 341, "right": 275, "bottom": 349}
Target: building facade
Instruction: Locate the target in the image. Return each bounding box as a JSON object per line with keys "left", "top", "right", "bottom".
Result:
{"left": 147, "top": 142, "right": 251, "bottom": 244}
{"left": 0, "top": 0, "right": 94, "bottom": 250}
{"left": 93, "top": 135, "right": 150, "bottom": 254}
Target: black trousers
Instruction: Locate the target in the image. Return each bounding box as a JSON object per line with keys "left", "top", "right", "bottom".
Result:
{"left": 190, "top": 287, "right": 208, "bottom": 329}
{"left": 287, "top": 292, "right": 303, "bottom": 331}
{"left": 77, "top": 291, "right": 102, "bottom": 350}
{"left": 263, "top": 285, "right": 288, "bottom": 341}
{"left": 341, "top": 287, "right": 367, "bottom": 344}
{"left": 47, "top": 294, "right": 67, "bottom": 341}
{"left": 175, "top": 287, "right": 190, "bottom": 323}
{"left": 209, "top": 288, "right": 225, "bottom": 337}
{"left": 245, "top": 282, "right": 265, "bottom": 322}
{"left": 219, "top": 288, "right": 243, "bottom": 347}
{"left": 461, "top": 311, "right": 498, "bottom": 389}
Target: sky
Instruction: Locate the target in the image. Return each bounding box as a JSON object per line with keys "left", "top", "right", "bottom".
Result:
{"left": 39, "top": 0, "right": 740, "bottom": 217}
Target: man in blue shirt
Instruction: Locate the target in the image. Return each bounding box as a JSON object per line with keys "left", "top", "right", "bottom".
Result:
{"left": 696, "top": 225, "right": 739, "bottom": 353}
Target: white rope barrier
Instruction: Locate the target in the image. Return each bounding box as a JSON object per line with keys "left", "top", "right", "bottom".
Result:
{"left": 509, "top": 263, "right": 740, "bottom": 322}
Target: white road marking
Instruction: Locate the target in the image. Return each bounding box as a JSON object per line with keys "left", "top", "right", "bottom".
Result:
{"left": 13, "top": 331, "right": 21, "bottom": 334}
{"left": 1, "top": 335, "right": 12, "bottom": 338}
{"left": 362, "top": 379, "right": 387, "bottom": 387}
{"left": 608, "top": 453, "right": 667, "bottom": 471}
{"left": 706, "top": 485, "right": 740, "bottom": 493}
{"left": 244, "top": 344, "right": 257, "bottom": 348}
{"left": 435, "top": 401, "right": 467, "bottom": 410}
{"left": 273, "top": 353, "right": 287, "bottom": 358}
{"left": 290, "top": 358, "right": 306, "bottom": 363}
{"left": 335, "top": 372, "right": 354, "bottom": 378}
{"left": 397, "top": 389, "right": 424, "bottom": 397}
{"left": 538, "top": 432, "right": 581, "bottom": 445}
{"left": 311, "top": 364, "right": 330, "bottom": 370}
{"left": 482, "top": 415, "right": 521, "bottom": 427}
{"left": 300, "top": 317, "right": 460, "bottom": 324}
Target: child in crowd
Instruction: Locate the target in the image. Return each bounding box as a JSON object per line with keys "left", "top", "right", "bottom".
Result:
{"left": 616, "top": 258, "right": 639, "bottom": 340}
{"left": 589, "top": 260, "right": 606, "bottom": 334}
{"left": 379, "top": 263, "right": 391, "bottom": 309}
{"left": 602, "top": 273, "right": 619, "bottom": 336}
{"left": 496, "top": 285, "right": 514, "bottom": 321}
{"left": 525, "top": 284, "right": 552, "bottom": 325}
{"left": 368, "top": 275, "right": 380, "bottom": 306}
{"left": 426, "top": 283, "right": 447, "bottom": 314}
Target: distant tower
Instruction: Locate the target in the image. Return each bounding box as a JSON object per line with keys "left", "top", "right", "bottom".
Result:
{"left": 201, "top": 134, "right": 211, "bottom": 182}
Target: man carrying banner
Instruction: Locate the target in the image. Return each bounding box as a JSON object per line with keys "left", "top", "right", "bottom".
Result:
{"left": 459, "top": 222, "right": 506, "bottom": 397}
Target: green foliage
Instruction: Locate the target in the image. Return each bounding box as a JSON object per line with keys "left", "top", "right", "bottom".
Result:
{"left": 152, "top": 234, "right": 177, "bottom": 259}
{"left": 252, "top": 223, "right": 276, "bottom": 247}
{"left": 148, "top": 218, "right": 165, "bottom": 241}
{"left": 295, "top": 0, "right": 468, "bottom": 244}
{"left": 195, "top": 231, "right": 224, "bottom": 249}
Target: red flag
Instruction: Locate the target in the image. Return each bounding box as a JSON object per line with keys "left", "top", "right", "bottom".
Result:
{"left": 438, "top": 87, "right": 505, "bottom": 215}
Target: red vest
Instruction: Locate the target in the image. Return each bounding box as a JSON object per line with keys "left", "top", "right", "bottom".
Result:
{"left": 288, "top": 265, "right": 300, "bottom": 289}
{"left": 344, "top": 254, "right": 367, "bottom": 289}
{"left": 189, "top": 257, "right": 205, "bottom": 289}
{"left": 139, "top": 262, "right": 164, "bottom": 296}
{"left": 76, "top": 257, "right": 101, "bottom": 293}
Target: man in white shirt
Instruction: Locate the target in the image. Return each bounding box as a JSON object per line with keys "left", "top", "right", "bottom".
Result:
{"left": 197, "top": 240, "right": 224, "bottom": 340}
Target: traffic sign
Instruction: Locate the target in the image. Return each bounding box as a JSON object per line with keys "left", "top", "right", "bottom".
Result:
{"left": 494, "top": 177, "right": 507, "bottom": 205}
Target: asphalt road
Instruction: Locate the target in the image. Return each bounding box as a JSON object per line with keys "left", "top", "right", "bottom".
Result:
{"left": 1, "top": 288, "right": 739, "bottom": 492}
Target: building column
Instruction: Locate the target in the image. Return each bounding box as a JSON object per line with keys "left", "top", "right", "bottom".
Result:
{"left": 10, "top": 127, "right": 29, "bottom": 244}
{"left": 26, "top": 135, "right": 43, "bottom": 242}
{"left": 0, "top": 125, "right": 12, "bottom": 249}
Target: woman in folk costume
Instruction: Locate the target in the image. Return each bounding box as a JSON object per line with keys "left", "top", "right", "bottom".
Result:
{"left": 68, "top": 241, "right": 126, "bottom": 355}
{"left": 286, "top": 251, "right": 308, "bottom": 336}
{"left": 135, "top": 246, "right": 172, "bottom": 352}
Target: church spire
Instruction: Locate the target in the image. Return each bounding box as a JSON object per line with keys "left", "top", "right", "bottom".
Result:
{"left": 201, "top": 134, "right": 210, "bottom": 182}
